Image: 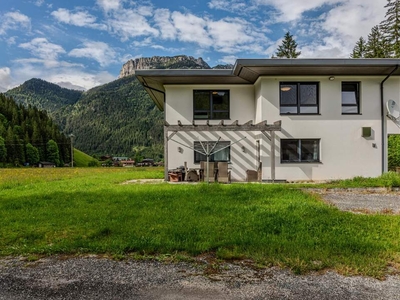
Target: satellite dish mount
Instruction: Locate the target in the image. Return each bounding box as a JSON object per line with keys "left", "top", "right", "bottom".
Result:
{"left": 386, "top": 99, "right": 400, "bottom": 128}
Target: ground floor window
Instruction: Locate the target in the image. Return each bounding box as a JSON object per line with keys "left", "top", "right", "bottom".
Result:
{"left": 194, "top": 141, "right": 230, "bottom": 163}
{"left": 281, "top": 139, "right": 320, "bottom": 163}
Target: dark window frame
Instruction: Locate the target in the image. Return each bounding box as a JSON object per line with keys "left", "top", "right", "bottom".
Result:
{"left": 193, "top": 141, "right": 231, "bottom": 163}
{"left": 279, "top": 82, "right": 319, "bottom": 115}
{"left": 341, "top": 82, "right": 360, "bottom": 115}
{"left": 193, "top": 90, "right": 230, "bottom": 120}
{"left": 280, "top": 138, "right": 321, "bottom": 163}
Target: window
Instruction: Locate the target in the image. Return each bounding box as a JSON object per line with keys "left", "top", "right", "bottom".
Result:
{"left": 194, "top": 90, "right": 229, "bottom": 120}
{"left": 342, "top": 82, "right": 360, "bottom": 114}
{"left": 280, "top": 82, "right": 319, "bottom": 114}
{"left": 194, "top": 141, "right": 230, "bottom": 163}
{"left": 281, "top": 139, "right": 320, "bottom": 163}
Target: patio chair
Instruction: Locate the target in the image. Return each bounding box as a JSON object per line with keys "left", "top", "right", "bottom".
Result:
{"left": 200, "top": 161, "right": 216, "bottom": 182}
{"left": 246, "top": 162, "right": 262, "bottom": 182}
{"left": 217, "top": 162, "right": 230, "bottom": 183}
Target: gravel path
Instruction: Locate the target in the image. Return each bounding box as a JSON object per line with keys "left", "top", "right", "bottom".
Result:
{"left": 313, "top": 189, "right": 400, "bottom": 214}
{"left": 0, "top": 256, "right": 399, "bottom": 300}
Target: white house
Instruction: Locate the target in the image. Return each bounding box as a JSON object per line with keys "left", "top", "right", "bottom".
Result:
{"left": 136, "top": 59, "right": 400, "bottom": 182}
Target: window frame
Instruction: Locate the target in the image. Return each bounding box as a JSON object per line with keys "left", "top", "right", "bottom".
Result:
{"left": 193, "top": 90, "right": 230, "bottom": 120}
{"left": 341, "top": 82, "right": 360, "bottom": 115}
{"left": 193, "top": 141, "right": 231, "bottom": 164}
{"left": 280, "top": 138, "right": 321, "bottom": 163}
{"left": 279, "top": 82, "right": 320, "bottom": 115}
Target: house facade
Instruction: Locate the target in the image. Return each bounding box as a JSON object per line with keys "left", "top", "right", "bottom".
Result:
{"left": 136, "top": 59, "right": 400, "bottom": 182}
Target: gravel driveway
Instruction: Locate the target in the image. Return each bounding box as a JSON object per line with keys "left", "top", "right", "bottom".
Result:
{"left": 0, "top": 256, "right": 399, "bottom": 300}
{"left": 311, "top": 188, "right": 400, "bottom": 214}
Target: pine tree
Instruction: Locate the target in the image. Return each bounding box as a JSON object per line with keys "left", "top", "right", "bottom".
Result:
{"left": 0, "top": 136, "right": 6, "bottom": 164}
{"left": 275, "top": 31, "right": 301, "bottom": 58}
{"left": 25, "top": 143, "right": 39, "bottom": 165}
{"left": 350, "top": 37, "right": 367, "bottom": 58}
{"left": 46, "top": 139, "right": 60, "bottom": 166}
{"left": 380, "top": 0, "right": 400, "bottom": 57}
{"left": 365, "top": 26, "right": 389, "bottom": 58}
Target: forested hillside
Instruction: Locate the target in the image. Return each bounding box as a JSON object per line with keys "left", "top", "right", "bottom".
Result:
{"left": 6, "top": 78, "right": 82, "bottom": 128}
{"left": 0, "top": 93, "right": 70, "bottom": 166}
{"left": 64, "top": 75, "right": 163, "bottom": 159}
{"left": 5, "top": 55, "right": 232, "bottom": 159}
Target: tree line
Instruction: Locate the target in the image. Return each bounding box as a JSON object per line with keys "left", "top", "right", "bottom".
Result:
{"left": 0, "top": 93, "right": 71, "bottom": 166}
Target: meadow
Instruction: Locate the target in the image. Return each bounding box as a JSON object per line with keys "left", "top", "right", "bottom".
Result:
{"left": 0, "top": 167, "right": 399, "bottom": 278}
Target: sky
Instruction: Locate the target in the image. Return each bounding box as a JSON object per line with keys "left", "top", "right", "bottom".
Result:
{"left": 0, "top": 0, "right": 388, "bottom": 92}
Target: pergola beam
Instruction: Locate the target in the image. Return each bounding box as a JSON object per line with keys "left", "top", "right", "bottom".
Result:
{"left": 165, "top": 120, "right": 281, "bottom": 132}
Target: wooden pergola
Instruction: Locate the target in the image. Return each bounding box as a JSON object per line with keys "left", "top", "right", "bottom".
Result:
{"left": 164, "top": 119, "right": 282, "bottom": 182}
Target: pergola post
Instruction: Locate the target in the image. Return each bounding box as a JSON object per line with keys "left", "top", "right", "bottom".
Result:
{"left": 164, "top": 125, "right": 168, "bottom": 181}
{"left": 271, "top": 131, "right": 276, "bottom": 183}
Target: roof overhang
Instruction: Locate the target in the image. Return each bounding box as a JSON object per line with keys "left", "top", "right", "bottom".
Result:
{"left": 135, "top": 59, "right": 400, "bottom": 111}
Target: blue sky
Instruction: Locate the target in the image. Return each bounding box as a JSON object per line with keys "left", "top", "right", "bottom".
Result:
{"left": 0, "top": 0, "right": 387, "bottom": 91}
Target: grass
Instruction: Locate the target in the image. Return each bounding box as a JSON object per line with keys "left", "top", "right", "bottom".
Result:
{"left": 0, "top": 168, "right": 399, "bottom": 278}
{"left": 73, "top": 148, "right": 99, "bottom": 167}
{"left": 291, "top": 171, "right": 400, "bottom": 188}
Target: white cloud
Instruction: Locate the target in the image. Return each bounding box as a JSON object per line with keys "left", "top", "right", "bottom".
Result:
{"left": 0, "top": 67, "right": 12, "bottom": 92}
{"left": 150, "top": 45, "right": 184, "bottom": 53}
{"left": 51, "top": 8, "right": 107, "bottom": 30}
{"left": 106, "top": 9, "right": 159, "bottom": 41}
{"left": 0, "top": 11, "right": 31, "bottom": 35}
{"left": 207, "top": 18, "right": 264, "bottom": 53}
{"left": 295, "top": 0, "right": 386, "bottom": 58}
{"left": 11, "top": 59, "right": 115, "bottom": 91}
{"left": 34, "top": 0, "right": 45, "bottom": 7}
{"left": 217, "top": 55, "right": 238, "bottom": 65}
{"left": 208, "top": 0, "right": 251, "bottom": 13}
{"left": 154, "top": 9, "right": 177, "bottom": 39}
{"left": 96, "top": 0, "right": 124, "bottom": 13}
{"left": 19, "top": 38, "right": 66, "bottom": 60}
{"left": 171, "top": 12, "right": 212, "bottom": 47}
{"left": 6, "top": 36, "right": 17, "bottom": 45}
{"left": 69, "top": 41, "right": 117, "bottom": 67}
{"left": 132, "top": 37, "right": 154, "bottom": 47}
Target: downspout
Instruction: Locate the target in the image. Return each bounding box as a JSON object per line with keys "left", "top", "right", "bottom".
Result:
{"left": 380, "top": 65, "right": 398, "bottom": 174}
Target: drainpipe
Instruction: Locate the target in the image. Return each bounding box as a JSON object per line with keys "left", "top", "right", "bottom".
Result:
{"left": 380, "top": 65, "right": 398, "bottom": 174}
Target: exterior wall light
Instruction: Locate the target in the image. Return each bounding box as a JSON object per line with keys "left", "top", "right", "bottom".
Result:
{"left": 329, "top": 76, "right": 335, "bottom": 81}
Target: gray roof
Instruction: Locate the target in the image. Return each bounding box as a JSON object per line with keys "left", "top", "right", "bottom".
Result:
{"left": 135, "top": 58, "right": 400, "bottom": 110}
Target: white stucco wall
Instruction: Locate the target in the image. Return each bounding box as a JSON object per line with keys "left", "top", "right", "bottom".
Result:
{"left": 165, "top": 85, "right": 259, "bottom": 181}
{"left": 163, "top": 77, "right": 400, "bottom": 181}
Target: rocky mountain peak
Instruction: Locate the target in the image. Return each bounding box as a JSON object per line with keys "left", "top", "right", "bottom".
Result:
{"left": 119, "top": 55, "right": 211, "bottom": 78}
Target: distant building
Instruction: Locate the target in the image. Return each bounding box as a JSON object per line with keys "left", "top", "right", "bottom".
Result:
{"left": 38, "top": 161, "right": 56, "bottom": 168}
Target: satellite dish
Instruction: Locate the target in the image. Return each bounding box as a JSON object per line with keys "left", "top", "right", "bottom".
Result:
{"left": 387, "top": 99, "right": 400, "bottom": 119}
{"left": 386, "top": 99, "right": 400, "bottom": 128}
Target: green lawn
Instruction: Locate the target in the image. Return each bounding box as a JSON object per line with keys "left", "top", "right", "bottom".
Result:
{"left": 0, "top": 168, "right": 399, "bottom": 277}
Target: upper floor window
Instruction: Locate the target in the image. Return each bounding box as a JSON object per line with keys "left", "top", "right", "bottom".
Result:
{"left": 281, "top": 139, "right": 320, "bottom": 163}
{"left": 280, "top": 82, "right": 319, "bottom": 115}
{"left": 193, "top": 90, "right": 229, "bottom": 120}
{"left": 342, "top": 82, "right": 360, "bottom": 114}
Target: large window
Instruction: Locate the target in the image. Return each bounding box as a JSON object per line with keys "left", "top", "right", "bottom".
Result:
{"left": 194, "top": 90, "right": 229, "bottom": 120}
{"left": 281, "top": 139, "right": 320, "bottom": 163}
{"left": 194, "top": 141, "right": 230, "bottom": 163}
{"left": 342, "top": 82, "right": 360, "bottom": 114}
{"left": 280, "top": 82, "right": 319, "bottom": 114}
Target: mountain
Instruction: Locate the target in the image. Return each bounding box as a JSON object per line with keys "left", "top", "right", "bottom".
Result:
{"left": 119, "top": 55, "right": 211, "bottom": 78}
{"left": 6, "top": 78, "right": 83, "bottom": 128}
{"left": 5, "top": 55, "right": 233, "bottom": 159}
